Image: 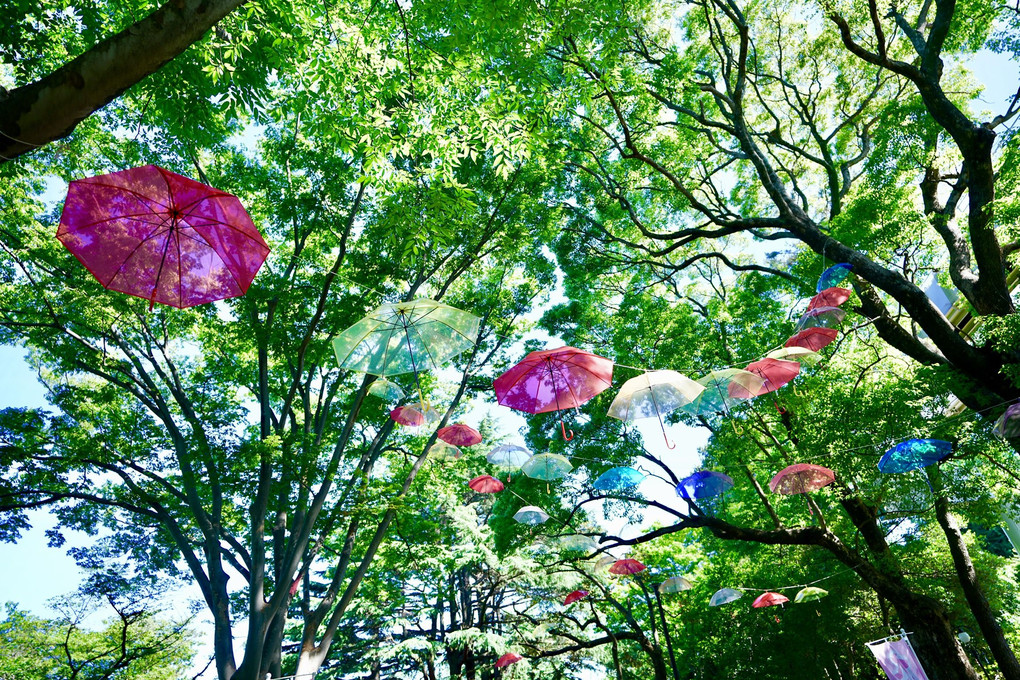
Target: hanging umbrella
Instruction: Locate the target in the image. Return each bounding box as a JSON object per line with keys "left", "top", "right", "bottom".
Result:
{"left": 609, "top": 559, "right": 646, "bottom": 575}
{"left": 522, "top": 454, "right": 573, "bottom": 481}
{"left": 495, "top": 653, "right": 522, "bottom": 668}
{"left": 817, "top": 263, "right": 853, "bottom": 292}
{"left": 390, "top": 405, "right": 425, "bottom": 427}
{"left": 564, "top": 590, "right": 589, "bottom": 605}
{"left": 794, "top": 586, "right": 829, "bottom": 603}
{"left": 676, "top": 471, "right": 733, "bottom": 500}
{"left": 493, "top": 346, "right": 614, "bottom": 440}
{"left": 367, "top": 378, "right": 405, "bottom": 402}
{"left": 808, "top": 287, "right": 852, "bottom": 310}
{"left": 766, "top": 346, "right": 822, "bottom": 365}
{"left": 595, "top": 555, "right": 617, "bottom": 570}
{"left": 593, "top": 466, "right": 646, "bottom": 491}
{"left": 556, "top": 535, "right": 597, "bottom": 553}
{"left": 796, "top": 306, "right": 846, "bottom": 331}
{"left": 752, "top": 592, "right": 789, "bottom": 608}
{"left": 709, "top": 588, "right": 743, "bottom": 607}
{"left": 785, "top": 327, "right": 838, "bottom": 352}
{"left": 878, "top": 439, "right": 952, "bottom": 473}
{"left": 428, "top": 441, "right": 462, "bottom": 460}
{"left": 57, "top": 164, "right": 270, "bottom": 309}
{"left": 685, "top": 369, "right": 764, "bottom": 414}
{"left": 487, "top": 444, "right": 532, "bottom": 470}
{"left": 732, "top": 358, "right": 801, "bottom": 398}
{"left": 995, "top": 403, "right": 1020, "bottom": 440}
{"left": 608, "top": 370, "right": 703, "bottom": 448}
{"left": 468, "top": 475, "right": 504, "bottom": 493}
{"left": 658, "top": 577, "right": 693, "bottom": 594}
{"left": 513, "top": 506, "right": 550, "bottom": 526}
{"left": 438, "top": 424, "right": 483, "bottom": 447}
{"left": 769, "top": 464, "right": 835, "bottom": 495}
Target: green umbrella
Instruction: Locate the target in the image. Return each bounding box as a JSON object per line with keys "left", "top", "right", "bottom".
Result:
{"left": 367, "top": 378, "right": 405, "bottom": 402}
{"left": 522, "top": 454, "right": 573, "bottom": 481}
{"left": 794, "top": 586, "right": 828, "bottom": 603}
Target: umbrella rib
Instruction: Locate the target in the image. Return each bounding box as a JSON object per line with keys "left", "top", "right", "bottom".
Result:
{"left": 79, "top": 179, "right": 172, "bottom": 212}
{"left": 105, "top": 220, "right": 173, "bottom": 287}
{"left": 180, "top": 209, "right": 269, "bottom": 250}
{"left": 177, "top": 223, "right": 245, "bottom": 294}
{"left": 59, "top": 211, "right": 168, "bottom": 233}
{"left": 176, "top": 225, "right": 184, "bottom": 307}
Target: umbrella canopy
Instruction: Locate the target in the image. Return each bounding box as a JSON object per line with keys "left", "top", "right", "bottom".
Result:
{"left": 796, "top": 306, "right": 846, "bottom": 331}
{"left": 468, "top": 475, "right": 504, "bottom": 493}
{"left": 878, "top": 438, "right": 952, "bottom": 473}
{"left": 57, "top": 165, "right": 270, "bottom": 309}
{"left": 709, "top": 588, "right": 743, "bottom": 607}
{"left": 593, "top": 466, "right": 646, "bottom": 491}
{"left": 594, "top": 555, "right": 617, "bottom": 570}
{"left": 808, "top": 287, "right": 852, "bottom": 310}
{"left": 428, "top": 441, "right": 462, "bottom": 460}
{"left": 487, "top": 444, "right": 532, "bottom": 470}
{"left": 390, "top": 405, "right": 425, "bottom": 427}
{"left": 817, "top": 263, "right": 853, "bottom": 292}
{"left": 766, "top": 346, "right": 822, "bottom": 365}
{"left": 367, "top": 378, "right": 405, "bottom": 402}
{"left": 438, "top": 424, "right": 483, "bottom": 447}
{"left": 564, "top": 590, "right": 589, "bottom": 606}
{"left": 686, "top": 369, "right": 764, "bottom": 414}
{"left": 658, "top": 577, "right": 693, "bottom": 594}
{"left": 676, "top": 470, "right": 733, "bottom": 500}
{"left": 493, "top": 346, "right": 614, "bottom": 439}
{"left": 332, "top": 298, "right": 480, "bottom": 376}
{"left": 522, "top": 453, "right": 573, "bottom": 481}
{"left": 996, "top": 403, "right": 1020, "bottom": 440}
{"left": 752, "top": 592, "right": 789, "bottom": 608}
{"left": 495, "top": 653, "right": 522, "bottom": 668}
{"left": 513, "top": 506, "right": 550, "bottom": 525}
{"left": 733, "top": 358, "right": 801, "bottom": 398}
{"left": 608, "top": 370, "right": 702, "bottom": 447}
{"left": 609, "top": 559, "right": 646, "bottom": 575}
{"left": 556, "top": 535, "right": 597, "bottom": 553}
{"left": 794, "top": 586, "right": 829, "bottom": 603}
{"left": 769, "top": 464, "right": 836, "bottom": 495}
{"left": 785, "top": 327, "right": 838, "bottom": 352}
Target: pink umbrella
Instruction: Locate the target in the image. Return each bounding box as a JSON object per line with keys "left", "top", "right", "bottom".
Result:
{"left": 438, "top": 424, "right": 483, "bottom": 447}
{"left": 468, "top": 475, "right": 504, "bottom": 493}
{"left": 609, "top": 558, "right": 646, "bottom": 575}
{"left": 769, "top": 464, "right": 835, "bottom": 495}
{"left": 785, "top": 327, "right": 837, "bottom": 352}
{"left": 564, "top": 590, "right": 589, "bottom": 605}
{"left": 752, "top": 592, "right": 789, "bottom": 608}
{"left": 57, "top": 165, "right": 269, "bottom": 309}
{"left": 730, "top": 358, "right": 800, "bottom": 398}
{"left": 808, "top": 287, "right": 851, "bottom": 310}
{"left": 493, "top": 346, "right": 614, "bottom": 440}
{"left": 496, "top": 653, "right": 522, "bottom": 668}
{"left": 390, "top": 405, "right": 425, "bottom": 427}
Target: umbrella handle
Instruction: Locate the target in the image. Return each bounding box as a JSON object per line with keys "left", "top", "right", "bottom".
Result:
{"left": 561, "top": 420, "right": 574, "bottom": 441}
{"left": 663, "top": 432, "right": 676, "bottom": 449}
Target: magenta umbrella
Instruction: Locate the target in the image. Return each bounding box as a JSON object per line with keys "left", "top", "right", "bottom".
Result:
{"left": 493, "top": 346, "right": 614, "bottom": 440}
{"left": 769, "top": 463, "right": 835, "bottom": 494}
{"left": 57, "top": 165, "right": 270, "bottom": 309}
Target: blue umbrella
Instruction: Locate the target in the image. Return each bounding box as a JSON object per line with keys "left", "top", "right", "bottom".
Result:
{"left": 593, "top": 466, "right": 646, "bottom": 491}
{"left": 817, "top": 263, "right": 853, "bottom": 292}
{"left": 676, "top": 470, "right": 733, "bottom": 499}
{"left": 878, "top": 439, "right": 952, "bottom": 473}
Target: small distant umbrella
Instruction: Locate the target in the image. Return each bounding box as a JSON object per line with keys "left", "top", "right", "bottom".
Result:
{"left": 495, "top": 653, "right": 522, "bottom": 668}
{"left": 794, "top": 586, "right": 829, "bottom": 603}
{"left": 368, "top": 379, "right": 405, "bottom": 402}
{"left": 709, "top": 588, "right": 743, "bottom": 606}
{"left": 686, "top": 370, "right": 764, "bottom": 414}
{"left": 564, "top": 590, "right": 589, "bottom": 605}
{"left": 608, "top": 370, "right": 703, "bottom": 448}
{"left": 428, "top": 441, "right": 462, "bottom": 460}
{"left": 595, "top": 555, "right": 617, "bottom": 570}
{"left": 514, "top": 506, "right": 550, "bottom": 525}
{"left": 658, "top": 577, "right": 693, "bottom": 594}
{"left": 995, "top": 403, "right": 1020, "bottom": 440}
{"left": 522, "top": 453, "right": 573, "bottom": 481}
{"left": 769, "top": 464, "right": 835, "bottom": 495}
{"left": 817, "top": 263, "right": 853, "bottom": 292}
{"left": 438, "top": 424, "right": 483, "bottom": 447}
{"left": 808, "top": 287, "right": 852, "bottom": 310}
{"left": 752, "top": 592, "right": 789, "bottom": 608}
{"left": 785, "top": 327, "right": 838, "bottom": 352}
{"left": 593, "top": 466, "right": 646, "bottom": 491}
{"left": 609, "top": 559, "right": 646, "bottom": 575}
{"left": 391, "top": 405, "right": 425, "bottom": 427}
{"left": 676, "top": 471, "right": 733, "bottom": 500}
{"left": 732, "top": 358, "right": 800, "bottom": 398}
{"left": 487, "top": 444, "right": 532, "bottom": 470}
{"left": 468, "top": 475, "right": 504, "bottom": 493}
{"left": 556, "top": 535, "right": 597, "bottom": 553}
{"left": 878, "top": 439, "right": 952, "bottom": 473}
{"left": 766, "top": 346, "right": 822, "bottom": 365}
{"left": 796, "top": 306, "right": 846, "bottom": 331}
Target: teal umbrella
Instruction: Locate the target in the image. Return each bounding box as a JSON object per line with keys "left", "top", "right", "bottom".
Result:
{"left": 878, "top": 439, "right": 952, "bottom": 473}
{"left": 593, "top": 466, "right": 645, "bottom": 491}
{"left": 522, "top": 454, "right": 573, "bottom": 481}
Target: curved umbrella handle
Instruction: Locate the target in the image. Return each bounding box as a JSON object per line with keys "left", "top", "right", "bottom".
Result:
{"left": 561, "top": 420, "right": 575, "bottom": 441}
{"left": 658, "top": 416, "right": 676, "bottom": 449}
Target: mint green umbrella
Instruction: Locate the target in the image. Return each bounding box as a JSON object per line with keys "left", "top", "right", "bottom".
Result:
{"left": 794, "top": 586, "right": 829, "bottom": 603}
{"left": 522, "top": 454, "right": 573, "bottom": 481}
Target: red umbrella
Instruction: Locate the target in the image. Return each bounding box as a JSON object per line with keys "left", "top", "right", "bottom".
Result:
{"left": 493, "top": 347, "right": 614, "bottom": 440}
{"left": 752, "top": 592, "right": 789, "bottom": 608}
{"left": 495, "top": 653, "right": 522, "bottom": 668}
{"left": 390, "top": 405, "right": 425, "bottom": 427}
{"left": 609, "top": 558, "right": 646, "bottom": 575}
{"left": 57, "top": 165, "right": 269, "bottom": 309}
{"left": 808, "top": 287, "right": 851, "bottom": 310}
{"left": 468, "top": 475, "right": 504, "bottom": 493}
{"left": 769, "top": 464, "right": 835, "bottom": 495}
{"left": 785, "top": 327, "right": 837, "bottom": 352}
{"left": 438, "top": 424, "right": 483, "bottom": 447}
{"left": 731, "top": 358, "right": 800, "bottom": 398}
{"left": 564, "top": 590, "right": 589, "bottom": 605}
